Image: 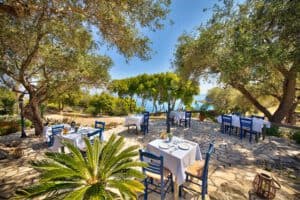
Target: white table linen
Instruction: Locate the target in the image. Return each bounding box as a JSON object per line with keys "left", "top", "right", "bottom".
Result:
{"left": 146, "top": 137, "right": 202, "bottom": 185}
{"left": 170, "top": 111, "right": 185, "bottom": 124}
{"left": 124, "top": 114, "right": 144, "bottom": 130}
{"left": 216, "top": 115, "right": 271, "bottom": 133}
{"left": 48, "top": 126, "right": 104, "bottom": 152}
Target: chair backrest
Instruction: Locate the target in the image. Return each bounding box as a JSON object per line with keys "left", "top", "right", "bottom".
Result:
{"left": 240, "top": 117, "right": 253, "bottom": 131}
{"left": 185, "top": 111, "right": 192, "bottom": 119}
{"left": 51, "top": 125, "right": 64, "bottom": 135}
{"left": 251, "top": 115, "right": 264, "bottom": 120}
{"left": 143, "top": 111, "right": 150, "bottom": 117}
{"left": 202, "top": 142, "right": 214, "bottom": 181}
{"left": 87, "top": 129, "right": 102, "bottom": 140}
{"left": 221, "top": 115, "right": 232, "bottom": 124}
{"left": 95, "top": 121, "right": 105, "bottom": 131}
{"left": 139, "top": 150, "right": 164, "bottom": 182}
{"left": 70, "top": 121, "right": 76, "bottom": 128}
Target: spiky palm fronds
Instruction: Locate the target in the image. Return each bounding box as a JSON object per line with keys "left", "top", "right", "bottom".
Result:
{"left": 14, "top": 134, "right": 146, "bottom": 200}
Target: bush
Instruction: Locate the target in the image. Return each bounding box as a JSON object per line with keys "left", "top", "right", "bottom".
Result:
{"left": 86, "top": 106, "right": 98, "bottom": 116}
{"left": 265, "top": 125, "right": 280, "bottom": 137}
{"left": 17, "top": 119, "right": 32, "bottom": 128}
{"left": 0, "top": 120, "right": 20, "bottom": 136}
{"left": 46, "top": 103, "right": 60, "bottom": 112}
{"left": 0, "top": 88, "right": 16, "bottom": 115}
{"left": 0, "top": 117, "right": 32, "bottom": 136}
{"left": 291, "top": 131, "right": 300, "bottom": 144}
{"left": 85, "top": 93, "right": 140, "bottom": 116}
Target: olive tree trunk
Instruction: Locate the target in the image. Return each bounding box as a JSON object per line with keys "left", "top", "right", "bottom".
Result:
{"left": 24, "top": 97, "right": 44, "bottom": 136}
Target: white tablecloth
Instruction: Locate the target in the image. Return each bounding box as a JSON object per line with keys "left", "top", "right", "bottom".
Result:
{"left": 216, "top": 115, "right": 271, "bottom": 133}
{"left": 124, "top": 114, "right": 144, "bottom": 130}
{"left": 170, "top": 111, "right": 185, "bottom": 124}
{"left": 47, "top": 126, "right": 104, "bottom": 152}
{"left": 147, "top": 137, "right": 202, "bottom": 185}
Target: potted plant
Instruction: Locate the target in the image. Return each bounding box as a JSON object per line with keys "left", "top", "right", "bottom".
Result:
{"left": 168, "top": 132, "right": 173, "bottom": 142}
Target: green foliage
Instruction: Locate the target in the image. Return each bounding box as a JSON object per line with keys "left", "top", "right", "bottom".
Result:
{"left": 109, "top": 73, "right": 200, "bottom": 112}
{"left": 15, "top": 135, "right": 146, "bottom": 199}
{"left": 0, "top": 0, "right": 171, "bottom": 134}
{"left": 0, "top": 87, "right": 16, "bottom": 115}
{"left": 113, "top": 97, "right": 139, "bottom": 116}
{"left": 206, "top": 87, "right": 259, "bottom": 115}
{"left": 173, "top": 0, "right": 299, "bottom": 122}
{"left": 265, "top": 125, "right": 280, "bottom": 137}
{"left": 89, "top": 93, "right": 114, "bottom": 115}
{"left": 0, "top": 116, "right": 31, "bottom": 136}
{"left": 86, "top": 93, "right": 140, "bottom": 116}
{"left": 291, "top": 131, "right": 300, "bottom": 144}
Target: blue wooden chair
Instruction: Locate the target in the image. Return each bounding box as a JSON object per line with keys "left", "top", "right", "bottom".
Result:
{"left": 143, "top": 111, "right": 150, "bottom": 117}
{"left": 179, "top": 142, "right": 214, "bottom": 200}
{"left": 141, "top": 115, "right": 149, "bottom": 135}
{"left": 139, "top": 150, "right": 173, "bottom": 200}
{"left": 240, "top": 117, "right": 257, "bottom": 142}
{"left": 87, "top": 129, "right": 103, "bottom": 143}
{"left": 95, "top": 121, "right": 105, "bottom": 132}
{"left": 180, "top": 111, "right": 192, "bottom": 128}
{"left": 48, "top": 125, "right": 64, "bottom": 147}
{"left": 221, "top": 115, "right": 233, "bottom": 135}
{"left": 251, "top": 115, "right": 265, "bottom": 120}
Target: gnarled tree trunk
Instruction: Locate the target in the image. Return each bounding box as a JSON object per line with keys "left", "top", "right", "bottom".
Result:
{"left": 24, "top": 96, "right": 43, "bottom": 136}
{"left": 269, "top": 68, "right": 297, "bottom": 123}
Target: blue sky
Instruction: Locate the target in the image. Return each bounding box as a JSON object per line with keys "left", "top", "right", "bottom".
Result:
{"left": 98, "top": 0, "right": 222, "bottom": 94}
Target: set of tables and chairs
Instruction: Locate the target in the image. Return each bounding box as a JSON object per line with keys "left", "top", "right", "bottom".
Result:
{"left": 139, "top": 136, "right": 214, "bottom": 200}
{"left": 217, "top": 114, "right": 270, "bottom": 142}
{"left": 125, "top": 111, "right": 150, "bottom": 134}
{"left": 169, "top": 110, "right": 192, "bottom": 128}
{"left": 44, "top": 120, "right": 106, "bottom": 152}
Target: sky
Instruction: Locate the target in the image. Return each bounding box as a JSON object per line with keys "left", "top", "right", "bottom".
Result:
{"left": 97, "top": 0, "right": 222, "bottom": 94}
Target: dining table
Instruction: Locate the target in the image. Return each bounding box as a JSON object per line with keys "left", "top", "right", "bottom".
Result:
{"left": 46, "top": 125, "right": 104, "bottom": 152}
{"left": 124, "top": 114, "right": 144, "bottom": 131}
{"left": 216, "top": 115, "right": 271, "bottom": 133}
{"left": 169, "top": 111, "right": 185, "bottom": 124}
{"left": 147, "top": 136, "right": 202, "bottom": 200}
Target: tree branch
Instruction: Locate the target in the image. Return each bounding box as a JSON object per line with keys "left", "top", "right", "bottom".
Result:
{"left": 232, "top": 83, "right": 272, "bottom": 119}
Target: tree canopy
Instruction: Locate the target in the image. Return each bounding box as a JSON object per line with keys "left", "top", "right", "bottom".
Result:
{"left": 109, "top": 72, "right": 200, "bottom": 112}
{"left": 173, "top": 0, "right": 299, "bottom": 123}
{"left": 0, "top": 0, "right": 171, "bottom": 134}
{"left": 206, "top": 87, "right": 278, "bottom": 115}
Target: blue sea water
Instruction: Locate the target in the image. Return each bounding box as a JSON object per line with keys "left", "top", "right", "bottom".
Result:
{"left": 135, "top": 94, "right": 208, "bottom": 113}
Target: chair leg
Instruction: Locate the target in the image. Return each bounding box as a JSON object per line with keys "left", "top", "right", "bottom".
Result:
{"left": 240, "top": 128, "right": 243, "bottom": 139}
{"left": 160, "top": 181, "right": 165, "bottom": 200}
{"left": 179, "top": 185, "right": 182, "bottom": 197}
{"left": 170, "top": 174, "right": 174, "bottom": 193}
{"left": 144, "top": 179, "right": 148, "bottom": 200}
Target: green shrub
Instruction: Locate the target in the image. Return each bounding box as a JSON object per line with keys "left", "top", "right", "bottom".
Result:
{"left": 0, "top": 121, "right": 20, "bottom": 136}
{"left": 86, "top": 106, "right": 98, "bottom": 116}
{"left": 17, "top": 119, "right": 32, "bottom": 128}
{"left": 0, "top": 87, "right": 16, "bottom": 115}
{"left": 46, "top": 103, "right": 59, "bottom": 112}
{"left": 0, "top": 117, "right": 32, "bottom": 136}
{"left": 291, "top": 131, "right": 300, "bottom": 144}
{"left": 265, "top": 125, "right": 280, "bottom": 137}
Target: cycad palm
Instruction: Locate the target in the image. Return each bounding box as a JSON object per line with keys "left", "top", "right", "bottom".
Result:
{"left": 15, "top": 134, "right": 146, "bottom": 199}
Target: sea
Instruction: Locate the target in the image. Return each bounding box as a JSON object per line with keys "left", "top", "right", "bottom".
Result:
{"left": 135, "top": 94, "right": 208, "bottom": 113}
